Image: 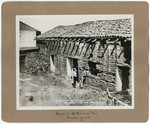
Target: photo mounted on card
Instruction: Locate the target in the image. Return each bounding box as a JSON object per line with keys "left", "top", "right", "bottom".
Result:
{"left": 16, "top": 15, "right": 134, "bottom": 110}
{"left": 2, "top": 1, "right": 149, "bottom": 122}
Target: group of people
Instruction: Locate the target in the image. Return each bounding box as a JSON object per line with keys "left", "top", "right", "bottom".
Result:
{"left": 72, "top": 67, "right": 90, "bottom": 89}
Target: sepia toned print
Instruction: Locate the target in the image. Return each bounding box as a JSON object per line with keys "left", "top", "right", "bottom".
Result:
{"left": 16, "top": 15, "right": 134, "bottom": 109}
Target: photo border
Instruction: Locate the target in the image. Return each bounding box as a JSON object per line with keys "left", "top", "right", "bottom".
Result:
{"left": 2, "top": 1, "right": 149, "bottom": 122}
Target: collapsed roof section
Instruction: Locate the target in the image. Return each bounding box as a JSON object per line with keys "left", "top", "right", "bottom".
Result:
{"left": 36, "top": 19, "right": 132, "bottom": 40}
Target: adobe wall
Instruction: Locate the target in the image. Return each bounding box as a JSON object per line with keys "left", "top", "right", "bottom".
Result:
{"left": 35, "top": 37, "right": 131, "bottom": 92}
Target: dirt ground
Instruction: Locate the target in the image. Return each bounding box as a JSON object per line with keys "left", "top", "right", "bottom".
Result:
{"left": 19, "top": 72, "right": 110, "bottom": 106}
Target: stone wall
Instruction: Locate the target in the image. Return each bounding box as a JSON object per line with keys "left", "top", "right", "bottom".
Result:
{"left": 20, "top": 49, "right": 50, "bottom": 75}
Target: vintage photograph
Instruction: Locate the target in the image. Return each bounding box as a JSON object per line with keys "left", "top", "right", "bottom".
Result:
{"left": 16, "top": 15, "right": 134, "bottom": 109}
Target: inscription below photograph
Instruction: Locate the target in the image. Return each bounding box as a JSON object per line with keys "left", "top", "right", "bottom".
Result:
{"left": 16, "top": 15, "right": 134, "bottom": 109}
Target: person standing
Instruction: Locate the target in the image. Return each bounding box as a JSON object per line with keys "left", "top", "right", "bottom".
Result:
{"left": 72, "top": 68, "right": 77, "bottom": 88}
{"left": 79, "top": 67, "right": 89, "bottom": 89}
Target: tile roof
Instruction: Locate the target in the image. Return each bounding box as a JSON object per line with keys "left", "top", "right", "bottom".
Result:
{"left": 37, "top": 19, "right": 131, "bottom": 39}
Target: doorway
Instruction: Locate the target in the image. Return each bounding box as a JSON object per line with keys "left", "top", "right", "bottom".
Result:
{"left": 116, "top": 66, "right": 130, "bottom": 91}
{"left": 50, "top": 55, "right": 55, "bottom": 72}
{"left": 67, "top": 58, "right": 78, "bottom": 81}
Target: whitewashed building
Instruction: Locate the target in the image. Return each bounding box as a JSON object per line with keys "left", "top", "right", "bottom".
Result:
{"left": 20, "top": 21, "right": 41, "bottom": 48}
{"left": 19, "top": 21, "right": 41, "bottom": 70}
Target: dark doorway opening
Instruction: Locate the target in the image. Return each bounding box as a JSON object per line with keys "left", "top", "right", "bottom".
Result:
{"left": 88, "top": 61, "right": 97, "bottom": 76}
{"left": 117, "top": 66, "right": 130, "bottom": 90}
{"left": 73, "top": 58, "right": 78, "bottom": 81}
{"left": 51, "top": 55, "right": 54, "bottom": 63}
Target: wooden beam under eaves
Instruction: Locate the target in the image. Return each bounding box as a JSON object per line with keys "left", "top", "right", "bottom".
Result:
{"left": 62, "top": 38, "right": 70, "bottom": 54}
{"left": 59, "top": 38, "right": 67, "bottom": 54}
{"left": 91, "top": 42, "right": 97, "bottom": 54}
{"left": 74, "top": 38, "right": 85, "bottom": 55}
{"left": 70, "top": 38, "right": 78, "bottom": 55}
{"left": 101, "top": 44, "right": 109, "bottom": 58}
{"left": 84, "top": 39, "right": 97, "bottom": 57}
{"left": 66, "top": 38, "right": 77, "bottom": 55}
{"left": 49, "top": 39, "right": 54, "bottom": 51}
{"left": 118, "top": 49, "right": 124, "bottom": 58}
{"left": 52, "top": 38, "right": 57, "bottom": 51}
{"left": 79, "top": 39, "right": 92, "bottom": 56}
{"left": 57, "top": 38, "right": 64, "bottom": 54}
{"left": 110, "top": 45, "right": 117, "bottom": 56}
{"left": 48, "top": 40, "right": 52, "bottom": 52}
{"left": 66, "top": 40, "right": 72, "bottom": 54}
{"left": 83, "top": 43, "right": 90, "bottom": 57}
{"left": 98, "top": 42, "right": 102, "bottom": 51}
{"left": 52, "top": 38, "right": 58, "bottom": 52}
{"left": 63, "top": 38, "right": 71, "bottom": 54}
{"left": 109, "top": 39, "right": 120, "bottom": 56}
{"left": 88, "top": 42, "right": 97, "bottom": 59}
{"left": 56, "top": 40, "right": 61, "bottom": 53}
{"left": 49, "top": 40, "right": 53, "bottom": 52}
{"left": 54, "top": 39, "right": 60, "bottom": 52}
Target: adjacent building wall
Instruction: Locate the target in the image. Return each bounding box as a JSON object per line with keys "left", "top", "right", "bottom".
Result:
{"left": 19, "top": 21, "right": 41, "bottom": 72}
{"left": 20, "top": 30, "right": 37, "bottom": 48}
{"left": 19, "top": 21, "right": 41, "bottom": 48}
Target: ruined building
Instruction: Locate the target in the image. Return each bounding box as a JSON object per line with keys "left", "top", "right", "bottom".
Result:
{"left": 34, "top": 19, "right": 132, "bottom": 95}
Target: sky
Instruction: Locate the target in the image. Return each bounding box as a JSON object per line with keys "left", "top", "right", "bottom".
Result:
{"left": 17, "top": 15, "right": 133, "bottom": 33}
